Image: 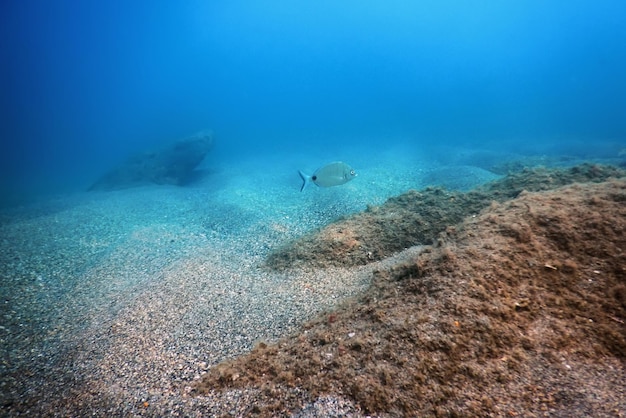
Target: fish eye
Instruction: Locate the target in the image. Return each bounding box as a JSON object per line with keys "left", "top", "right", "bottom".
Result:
{"left": 350, "top": 170, "right": 356, "bottom": 175}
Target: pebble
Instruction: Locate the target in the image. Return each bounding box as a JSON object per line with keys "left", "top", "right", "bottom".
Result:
{"left": 0, "top": 169, "right": 411, "bottom": 417}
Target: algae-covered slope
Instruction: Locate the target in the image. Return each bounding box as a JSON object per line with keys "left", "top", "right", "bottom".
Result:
{"left": 197, "top": 178, "right": 626, "bottom": 417}
{"left": 266, "top": 164, "right": 626, "bottom": 270}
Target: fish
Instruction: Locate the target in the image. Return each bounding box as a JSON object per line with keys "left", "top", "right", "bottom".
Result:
{"left": 298, "top": 161, "right": 357, "bottom": 192}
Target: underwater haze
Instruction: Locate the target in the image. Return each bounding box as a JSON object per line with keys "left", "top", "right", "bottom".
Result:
{"left": 1, "top": 0, "right": 626, "bottom": 204}
{"left": 3, "top": 2, "right": 626, "bottom": 415}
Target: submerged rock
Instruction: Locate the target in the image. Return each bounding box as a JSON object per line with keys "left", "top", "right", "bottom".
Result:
{"left": 199, "top": 178, "right": 626, "bottom": 417}
{"left": 266, "top": 164, "right": 626, "bottom": 270}
{"left": 89, "top": 131, "right": 214, "bottom": 191}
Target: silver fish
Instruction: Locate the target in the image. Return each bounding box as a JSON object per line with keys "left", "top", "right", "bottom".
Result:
{"left": 298, "top": 161, "right": 357, "bottom": 192}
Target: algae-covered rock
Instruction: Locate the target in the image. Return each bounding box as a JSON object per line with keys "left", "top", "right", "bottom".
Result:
{"left": 266, "top": 164, "right": 626, "bottom": 270}
{"left": 202, "top": 177, "right": 626, "bottom": 418}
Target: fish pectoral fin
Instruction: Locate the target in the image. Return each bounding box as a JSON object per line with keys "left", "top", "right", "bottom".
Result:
{"left": 298, "top": 170, "right": 311, "bottom": 192}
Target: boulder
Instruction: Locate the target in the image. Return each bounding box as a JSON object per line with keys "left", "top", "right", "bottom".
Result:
{"left": 89, "top": 131, "right": 214, "bottom": 191}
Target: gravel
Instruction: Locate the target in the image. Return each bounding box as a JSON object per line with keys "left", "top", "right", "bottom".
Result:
{"left": 1, "top": 154, "right": 429, "bottom": 417}
{"left": 0, "top": 150, "right": 544, "bottom": 417}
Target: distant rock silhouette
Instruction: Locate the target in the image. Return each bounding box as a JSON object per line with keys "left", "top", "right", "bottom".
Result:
{"left": 89, "top": 131, "right": 214, "bottom": 191}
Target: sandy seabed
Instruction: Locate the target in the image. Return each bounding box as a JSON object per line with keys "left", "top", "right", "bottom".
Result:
{"left": 1, "top": 153, "right": 625, "bottom": 417}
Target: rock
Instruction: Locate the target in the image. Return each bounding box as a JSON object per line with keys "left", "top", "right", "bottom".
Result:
{"left": 265, "top": 164, "right": 626, "bottom": 270}
{"left": 89, "top": 131, "right": 214, "bottom": 191}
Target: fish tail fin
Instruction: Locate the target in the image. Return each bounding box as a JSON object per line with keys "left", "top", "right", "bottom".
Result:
{"left": 298, "top": 170, "right": 311, "bottom": 192}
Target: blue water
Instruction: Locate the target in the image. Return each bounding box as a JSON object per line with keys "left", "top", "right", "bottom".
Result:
{"left": 1, "top": 1, "right": 626, "bottom": 206}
